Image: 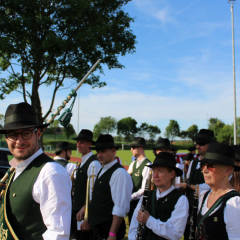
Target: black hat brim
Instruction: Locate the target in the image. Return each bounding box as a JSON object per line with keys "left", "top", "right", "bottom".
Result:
{"left": 0, "top": 123, "right": 50, "bottom": 134}
{"left": 147, "top": 162, "right": 183, "bottom": 177}
{"left": 199, "top": 158, "right": 240, "bottom": 171}
{"left": 89, "top": 145, "right": 119, "bottom": 150}
{"left": 72, "top": 136, "right": 95, "bottom": 144}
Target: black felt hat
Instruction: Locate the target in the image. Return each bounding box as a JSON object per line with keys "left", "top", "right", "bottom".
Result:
{"left": 129, "top": 137, "right": 146, "bottom": 148}
{"left": 231, "top": 145, "right": 240, "bottom": 163}
{"left": 153, "top": 137, "right": 171, "bottom": 150}
{"left": 72, "top": 129, "right": 95, "bottom": 144}
{"left": 90, "top": 134, "right": 119, "bottom": 150}
{"left": 201, "top": 142, "right": 240, "bottom": 171}
{"left": 147, "top": 152, "right": 183, "bottom": 176}
{"left": 194, "top": 129, "right": 216, "bottom": 144}
{"left": 0, "top": 102, "right": 49, "bottom": 133}
{"left": 55, "top": 141, "right": 73, "bottom": 154}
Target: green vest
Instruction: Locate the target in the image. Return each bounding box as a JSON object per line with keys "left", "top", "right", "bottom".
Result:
{"left": 89, "top": 162, "right": 124, "bottom": 226}
{"left": 55, "top": 159, "right": 68, "bottom": 167}
{"left": 7, "top": 154, "right": 51, "bottom": 240}
{"left": 143, "top": 189, "right": 183, "bottom": 240}
{"left": 73, "top": 154, "right": 98, "bottom": 211}
{"left": 131, "top": 158, "right": 150, "bottom": 193}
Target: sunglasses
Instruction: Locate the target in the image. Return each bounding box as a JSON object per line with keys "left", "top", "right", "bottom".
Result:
{"left": 131, "top": 146, "right": 138, "bottom": 149}
{"left": 200, "top": 162, "right": 218, "bottom": 171}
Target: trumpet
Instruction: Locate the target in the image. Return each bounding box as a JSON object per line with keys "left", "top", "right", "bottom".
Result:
{"left": 84, "top": 166, "right": 96, "bottom": 221}
{"left": 148, "top": 169, "right": 155, "bottom": 191}
{"left": 0, "top": 167, "right": 15, "bottom": 203}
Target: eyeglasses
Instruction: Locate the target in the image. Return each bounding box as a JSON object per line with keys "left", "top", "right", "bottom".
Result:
{"left": 200, "top": 162, "right": 218, "bottom": 172}
{"left": 5, "top": 128, "right": 38, "bottom": 142}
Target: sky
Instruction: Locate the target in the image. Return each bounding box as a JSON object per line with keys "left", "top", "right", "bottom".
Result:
{"left": 1, "top": 0, "right": 240, "bottom": 137}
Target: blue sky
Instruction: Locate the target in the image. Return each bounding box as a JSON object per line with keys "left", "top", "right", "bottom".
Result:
{"left": 1, "top": 0, "right": 240, "bottom": 137}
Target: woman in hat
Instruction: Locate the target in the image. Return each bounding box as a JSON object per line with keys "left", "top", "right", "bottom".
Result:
{"left": 196, "top": 142, "right": 240, "bottom": 239}
{"left": 128, "top": 152, "right": 189, "bottom": 240}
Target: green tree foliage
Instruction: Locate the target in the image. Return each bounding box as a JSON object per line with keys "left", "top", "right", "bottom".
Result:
{"left": 93, "top": 116, "right": 117, "bottom": 138}
{"left": 138, "top": 122, "right": 149, "bottom": 138}
{"left": 117, "top": 117, "right": 138, "bottom": 142}
{"left": 208, "top": 118, "right": 225, "bottom": 140}
{"left": 0, "top": 114, "right": 4, "bottom": 128}
{"left": 164, "top": 119, "right": 180, "bottom": 141}
{"left": 217, "top": 124, "right": 233, "bottom": 144}
{"left": 147, "top": 125, "right": 161, "bottom": 141}
{"left": 0, "top": 0, "right": 136, "bottom": 124}
{"left": 63, "top": 123, "right": 76, "bottom": 141}
{"left": 179, "top": 130, "right": 188, "bottom": 140}
{"left": 187, "top": 124, "right": 199, "bottom": 142}
{"left": 45, "top": 120, "right": 62, "bottom": 134}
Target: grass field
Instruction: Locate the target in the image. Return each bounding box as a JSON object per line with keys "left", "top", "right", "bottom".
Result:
{"left": 69, "top": 149, "right": 187, "bottom": 166}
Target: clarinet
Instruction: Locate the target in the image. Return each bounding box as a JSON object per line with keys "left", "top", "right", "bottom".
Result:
{"left": 135, "top": 179, "right": 149, "bottom": 240}
{"left": 189, "top": 185, "right": 199, "bottom": 240}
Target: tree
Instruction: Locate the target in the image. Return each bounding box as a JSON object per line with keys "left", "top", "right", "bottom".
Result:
{"left": 0, "top": 0, "right": 136, "bottom": 126}
{"left": 217, "top": 124, "right": 233, "bottom": 144}
{"left": 187, "top": 124, "right": 199, "bottom": 142}
{"left": 0, "top": 114, "right": 4, "bottom": 129}
{"left": 63, "top": 123, "right": 76, "bottom": 141}
{"left": 45, "top": 120, "right": 62, "bottom": 134}
{"left": 147, "top": 125, "right": 161, "bottom": 141}
{"left": 93, "top": 116, "right": 117, "bottom": 138}
{"left": 208, "top": 118, "right": 225, "bottom": 139}
{"left": 138, "top": 122, "right": 149, "bottom": 138}
{"left": 164, "top": 120, "right": 180, "bottom": 142}
{"left": 117, "top": 117, "right": 138, "bottom": 142}
{"left": 179, "top": 130, "right": 188, "bottom": 140}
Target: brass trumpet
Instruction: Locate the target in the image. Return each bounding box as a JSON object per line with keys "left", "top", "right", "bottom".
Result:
{"left": 148, "top": 169, "right": 155, "bottom": 191}
{"left": 84, "top": 166, "right": 96, "bottom": 221}
{"left": 0, "top": 167, "right": 15, "bottom": 203}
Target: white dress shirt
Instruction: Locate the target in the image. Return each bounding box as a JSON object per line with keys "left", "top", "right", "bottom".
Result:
{"left": 80, "top": 151, "right": 101, "bottom": 200}
{"left": 187, "top": 158, "right": 210, "bottom": 193}
{"left": 128, "top": 185, "right": 189, "bottom": 240}
{"left": 53, "top": 156, "right": 76, "bottom": 177}
{"left": 128, "top": 157, "right": 151, "bottom": 200}
{"left": 10, "top": 149, "right": 72, "bottom": 240}
{"left": 198, "top": 189, "right": 240, "bottom": 240}
{"left": 98, "top": 159, "right": 133, "bottom": 217}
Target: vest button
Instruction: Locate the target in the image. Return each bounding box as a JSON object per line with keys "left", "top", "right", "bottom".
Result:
{"left": 13, "top": 193, "right": 16, "bottom": 197}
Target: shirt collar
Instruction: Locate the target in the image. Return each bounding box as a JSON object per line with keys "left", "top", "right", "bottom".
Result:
{"left": 10, "top": 148, "right": 43, "bottom": 170}
{"left": 81, "top": 151, "right": 94, "bottom": 164}
{"left": 156, "top": 185, "right": 175, "bottom": 199}
{"left": 53, "top": 156, "right": 67, "bottom": 161}
{"left": 102, "top": 159, "right": 118, "bottom": 171}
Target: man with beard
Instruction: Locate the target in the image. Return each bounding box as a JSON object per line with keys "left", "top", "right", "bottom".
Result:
{"left": 54, "top": 141, "right": 76, "bottom": 177}
{"left": 0, "top": 102, "right": 71, "bottom": 240}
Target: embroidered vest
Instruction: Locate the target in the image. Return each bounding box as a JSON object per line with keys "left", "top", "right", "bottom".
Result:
{"left": 196, "top": 190, "right": 240, "bottom": 240}
{"left": 7, "top": 154, "right": 52, "bottom": 240}
{"left": 131, "top": 158, "right": 150, "bottom": 193}
{"left": 73, "top": 154, "right": 98, "bottom": 211}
